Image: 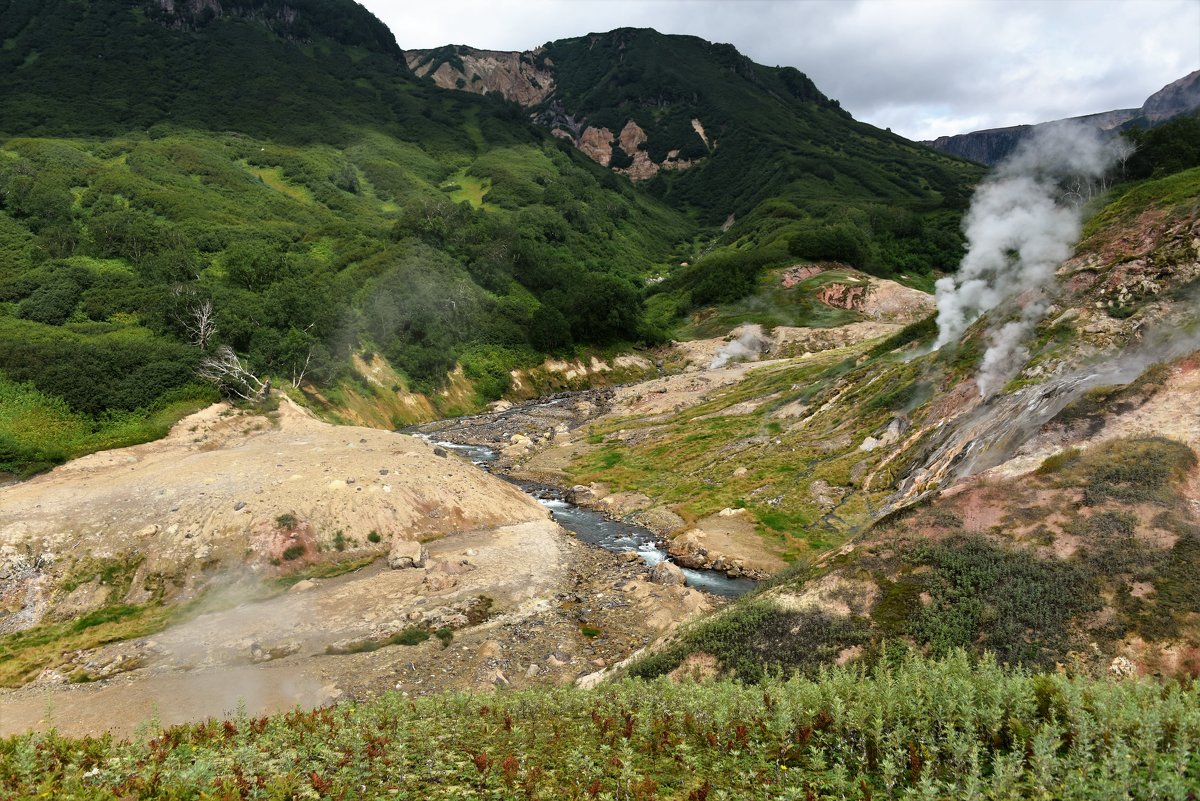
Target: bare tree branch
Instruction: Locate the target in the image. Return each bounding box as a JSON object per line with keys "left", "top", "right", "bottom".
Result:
{"left": 173, "top": 286, "right": 218, "bottom": 349}
{"left": 184, "top": 298, "right": 218, "bottom": 349}
{"left": 197, "top": 345, "right": 269, "bottom": 401}
{"left": 291, "top": 346, "right": 313, "bottom": 388}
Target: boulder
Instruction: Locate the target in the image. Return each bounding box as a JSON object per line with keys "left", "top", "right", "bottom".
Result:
{"left": 423, "top": 572, "right": 458, "bottom": 592}
{"left": 387, "top": 539, "right": 428, "bottom": 569}
{"left": 649, "top": 560, "right": 686, "bottom": 586}
{"left": 632, "top": 507, "right": 686, "bottom": 536}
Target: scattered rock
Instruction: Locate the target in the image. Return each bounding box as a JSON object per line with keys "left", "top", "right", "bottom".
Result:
{"left": 250, "top": 641, "right": 300, "bottom": 663}
{"left": 387, "top": 540, "right": 428, "bottom": 570}
{"left": 233, "top": 501, "right": 246, "bottom": 511}
{"left": 630, "top": 507, "right": 686, "bottom": 536}
{"left": 422, "top": 573, "right": 458, "bottom": 592}
{"left": 287, "top": 579, "right": 318, "bottom": 593}
{"left": 1109, "top": 656, "right": 1137, "bottom": 679}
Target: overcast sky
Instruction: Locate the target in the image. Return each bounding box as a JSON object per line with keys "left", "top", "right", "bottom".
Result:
{"left": 358, "top": 0, "right": 1199, "bottom": 141}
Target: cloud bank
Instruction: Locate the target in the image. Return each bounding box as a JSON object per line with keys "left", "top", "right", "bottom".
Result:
{"left": 364, "top": 0, "right": 1200, "bottom": 141}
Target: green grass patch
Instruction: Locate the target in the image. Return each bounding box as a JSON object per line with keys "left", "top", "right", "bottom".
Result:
{"left": 325, "top": 626, "right": 431, "bottom": 655}
{"left": 0, "top": 602, "right": 178, "bottom": 687}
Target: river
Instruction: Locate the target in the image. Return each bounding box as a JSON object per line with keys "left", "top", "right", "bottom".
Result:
{"left": 417, "top": 438, "right": 756, "bottom": 597}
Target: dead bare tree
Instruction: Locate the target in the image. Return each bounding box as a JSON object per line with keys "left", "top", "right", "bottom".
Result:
{"left": 291, "top": 346, "right": 313, "bottom": 388}
{"left": 183, "top": 298, "right": 218, "bottom": 349}
{"left": 1114, "top": 138, "right": 1138, "bottom": 179}
{"left": 197, "top": 346, "right": 269, "bottom": 401}
{"left": 172, "top": 286, "right": 218, "bottom": 349}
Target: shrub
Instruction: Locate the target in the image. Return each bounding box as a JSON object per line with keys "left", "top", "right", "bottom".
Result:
{"left": 629, "top": 600, "right": 868, "bottom": 682}
{"left": 909, "top": 536, "right": 1098, "bottom": 666}
{"left": 281, "top": 545, "right": 305, "bottom": 561}
{"left": 1079, "top": 437, "right": 1197, "bottom": 506}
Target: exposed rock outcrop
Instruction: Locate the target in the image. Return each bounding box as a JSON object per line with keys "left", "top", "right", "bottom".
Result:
{"left": 404, "top": 46, "right": 555, "bottom": 106}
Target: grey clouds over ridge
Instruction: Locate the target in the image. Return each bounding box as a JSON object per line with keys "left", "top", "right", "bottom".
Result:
{"left": 360, "top": 0, "right": 1200, "bottom": 141}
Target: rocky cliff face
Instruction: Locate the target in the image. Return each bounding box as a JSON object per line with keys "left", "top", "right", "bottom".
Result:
{"left": 927, "top": 70, "right": 1200, "bottom": 165}
{"left": 405, "top": 46, "right": 555, "bottom": 106}
{"left": 1141, "top": 69, "right": 1200, "bottom": 122}
{"left": 925, "top": 124, "right": 1032, "bottom": 166}
{"left": 402, "top": 43, "right": 709, "bottom": 181}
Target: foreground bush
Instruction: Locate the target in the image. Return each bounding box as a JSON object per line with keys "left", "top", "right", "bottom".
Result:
{"left": 2, "top": 651, "right": 1197, "bottom": 799}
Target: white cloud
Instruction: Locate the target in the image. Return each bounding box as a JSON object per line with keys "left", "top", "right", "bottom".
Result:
{"left": 362, "top": 0, "right": 1200, "bottom": 140}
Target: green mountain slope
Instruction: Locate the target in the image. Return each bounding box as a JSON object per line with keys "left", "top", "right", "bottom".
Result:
{"left": 412, "top": 30, "right": 984, "bottom": 322}
{"left": 0, "top": 1, "right": 695, "bottom": 477}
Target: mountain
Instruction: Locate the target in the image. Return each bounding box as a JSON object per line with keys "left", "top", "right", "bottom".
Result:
{"left": 0, "top": 9, "right": 990, "bottom": 480}
{"left": 926, "top": 69, "right": 1200, "bottom": 165}
{"left": 0, "top": 1, "right": 706, "bottom": 477}
{"left": 408, "top": 30, "right": 981, "bottom": 217}
{"left": 407, "top": 29, "right": 984, "bottom": 343}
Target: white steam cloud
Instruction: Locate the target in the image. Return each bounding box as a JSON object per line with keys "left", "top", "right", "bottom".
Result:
{"left": 933, "top": 122, "right": 1121, "bottom": 397}
{"left": 709, "top": 324, "right": 768, "bottom": 369}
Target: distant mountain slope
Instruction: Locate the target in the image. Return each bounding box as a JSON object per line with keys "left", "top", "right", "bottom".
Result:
{"left": 408, "top": 30, "right": 980, "bottom": 220}
{"left": 407, "top": 29, "right": 983, "bottom": 334}
{"left": 926, "top": 70, "right": 1200, "bottom": 165}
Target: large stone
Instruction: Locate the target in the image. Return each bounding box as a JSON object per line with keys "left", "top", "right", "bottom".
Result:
{"left": 387, "top": 539, "right": 428, "bottom": 569}
{"left": 649, "top": 560, "right": 686, "bottom": 586}
{"left": 632, "top": 507, "right": 687, "bottom": 537}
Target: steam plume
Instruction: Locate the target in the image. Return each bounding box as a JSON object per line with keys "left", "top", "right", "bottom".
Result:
{"left": 933, "top": 123, "right": 1120, "bottom": 397}
{"left": 710, "top": 325, "right": 768, "bottom": 369}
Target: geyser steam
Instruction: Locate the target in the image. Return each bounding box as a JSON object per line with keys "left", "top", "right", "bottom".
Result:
{"left": 710, "top": 324, "right": 768, "bottom": 369}
{"left": 933, "top": 123, "right": 1120, "bottom": 397}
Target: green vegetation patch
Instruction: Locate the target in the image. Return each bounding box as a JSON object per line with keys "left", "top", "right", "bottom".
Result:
{"left": 0, "top": 602, "right": 178, "bottom": 687}
{"left": 629, "top": 600, "right": 869, "bottom": 682}
{"left": 3, "top": 652, "right": 1197, "bottom": 799}
{"left": 908, "top": 536, "right": 1099, "bottom": 666}
{"left": 1043, "top": 436, "right": 1198, "bottom": 507}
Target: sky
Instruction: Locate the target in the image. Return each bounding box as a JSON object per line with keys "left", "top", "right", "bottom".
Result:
{"left": 358, "top": 0, "right": 1200, "bottom": 141}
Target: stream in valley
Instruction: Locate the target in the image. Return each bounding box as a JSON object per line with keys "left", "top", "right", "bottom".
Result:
{"left": 416, "top": 437, "right": 756, "bottom": 597}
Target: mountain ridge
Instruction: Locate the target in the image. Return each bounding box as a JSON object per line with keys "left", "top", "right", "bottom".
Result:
{"left": 926, "top": 69, "right": 1200, "bottom": 165}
